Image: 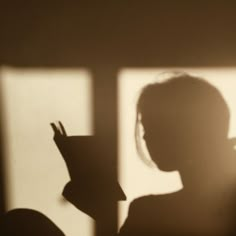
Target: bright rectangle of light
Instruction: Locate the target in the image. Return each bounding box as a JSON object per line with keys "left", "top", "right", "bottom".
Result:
{"left": 1, "top": 67, "right": 94, "bottom": 236}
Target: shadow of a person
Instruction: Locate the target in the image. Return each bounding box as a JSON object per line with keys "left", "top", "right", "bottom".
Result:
{"left": 119, "top": 74, "right": 236, "bottom": 236}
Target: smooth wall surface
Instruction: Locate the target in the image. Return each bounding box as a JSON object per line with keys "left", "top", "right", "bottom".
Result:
{"left": 1, "top": 67, "right": 94, "bottom": 236}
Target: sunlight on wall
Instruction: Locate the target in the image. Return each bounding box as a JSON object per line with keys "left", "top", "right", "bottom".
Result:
{"left": 1, "top": 67, "right": 94, "bottom": 236}
{"left": 118, "top": 68, "right": 236, "bottom": 229}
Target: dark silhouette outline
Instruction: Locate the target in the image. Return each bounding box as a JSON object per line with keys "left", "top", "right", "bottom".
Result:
{"left": 47, "top": 73, "right": 236, "bottom": 236}
{"left": 0, "top": 208, "right": 65, "bottom": 236}
{"left": 2, "top": 73, "right": 236, "bottom": 236}
{"left": 118, "top": 74, "right": 236, "bottom": 235}
{"left": 50, "top": 121, "right": 126, "bottom": 220}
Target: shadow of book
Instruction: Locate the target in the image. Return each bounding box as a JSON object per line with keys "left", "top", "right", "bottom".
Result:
{"left": 51, "top": 122, "right": 126, "bottom": 219}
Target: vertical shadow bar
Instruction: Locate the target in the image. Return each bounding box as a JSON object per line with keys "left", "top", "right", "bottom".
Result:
{"left": 0, "top": 73, "right": 6, "bottom": 215}
{"left": 93, "top": 67, "right": 118, "bottom": 236}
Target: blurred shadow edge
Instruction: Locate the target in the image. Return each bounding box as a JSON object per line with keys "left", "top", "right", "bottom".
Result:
{"left": 0, "top": 71, "right": 6, "bottom": 215}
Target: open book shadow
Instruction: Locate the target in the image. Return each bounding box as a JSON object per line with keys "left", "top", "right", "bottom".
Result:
{"left": 51, "top": 122, "right": 126, "bottom": 219}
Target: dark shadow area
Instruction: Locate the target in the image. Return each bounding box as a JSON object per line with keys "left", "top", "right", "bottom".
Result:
{"left": 50, "top": 121, "right": 126, "bottom": 220}
{"left": 118, "top": 74, "right": 236, "bottom": 235}
{"left": 0, "top": 208, "right": 65, "bottom": 236}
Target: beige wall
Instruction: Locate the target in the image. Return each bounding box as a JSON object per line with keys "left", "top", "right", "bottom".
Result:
{"left": 1, "top": 67, "right": 94, "bottom": 236}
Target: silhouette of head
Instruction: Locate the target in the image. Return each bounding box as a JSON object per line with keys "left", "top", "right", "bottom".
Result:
{"left": 135, "top": 73, "right": 230, "bottom": 172}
